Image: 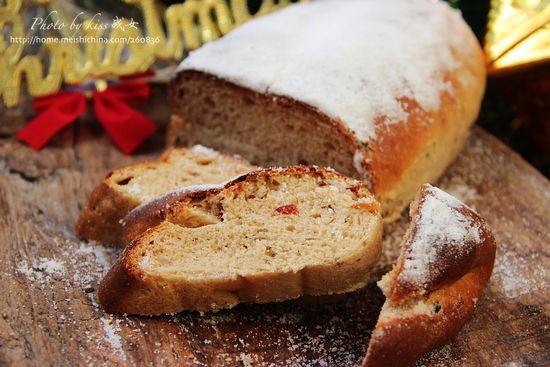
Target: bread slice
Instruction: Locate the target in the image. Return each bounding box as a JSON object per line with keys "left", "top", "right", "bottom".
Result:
{"left": 363, "top": 184, "right": 496, "bottom": 367}
{"left": 169, "top": 0, "right": 486, "bottom": 222}
{"left": 98, "top": 166, "right": 383, "bottom": 315}
{"left": 75, "top": 146, "right": 254, "bottom": 246}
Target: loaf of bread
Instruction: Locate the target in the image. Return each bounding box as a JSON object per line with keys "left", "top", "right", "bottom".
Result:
{"left": 364, "top": 184, "right": 496, "bottom": 367}
{"left": 75, "top": 146, "right": 254, "bottom": 245}
{"left": 98, "top": 166, "right": 383, "bottom": 315}
{"left": 169, "top": 0, "right": 486, "bottom": 221}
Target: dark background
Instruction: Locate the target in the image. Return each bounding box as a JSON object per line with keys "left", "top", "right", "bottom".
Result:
{"left": 457, "top": 0, "right": 549, "bottom": 177}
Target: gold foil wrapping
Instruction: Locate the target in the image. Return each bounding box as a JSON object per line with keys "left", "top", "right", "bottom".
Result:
{"left": 485, "top": 0, "right": 550, "bottom": 74}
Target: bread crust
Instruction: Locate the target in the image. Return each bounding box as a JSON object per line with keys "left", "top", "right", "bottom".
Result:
{"left": 99, "top": 166, "right": 383, "bottom": 315}
{"left": 363, "top": 184, "right": 496, "bottom": 367}
{"left": 75, "top": 177, "right": 139, "bottom": 246}
{"left": 76, "top": 151, "right": 188, "bottom": 246}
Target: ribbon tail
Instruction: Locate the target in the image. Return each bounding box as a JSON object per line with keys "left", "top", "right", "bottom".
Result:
{"left": 93, "top": 94, "right": 156, "bottom": 155}
{"left": 16, "top": 94, "right": 86, "bottom": 150}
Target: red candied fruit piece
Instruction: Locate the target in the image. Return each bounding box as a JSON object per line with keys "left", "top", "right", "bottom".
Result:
{"left": 275, "top": 204, "right": 299, "bottom": 215}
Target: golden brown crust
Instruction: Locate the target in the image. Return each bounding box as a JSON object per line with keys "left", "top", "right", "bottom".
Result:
{"left": 364, "top": 248, "right": 494, "bottom": 367}
{"left": 367, "top": 54, "right": 486, "bottom": 221}
{"left": 99, "top": 166, "right": 383, "bottom": 315}
{"left": 75, "top": 179, "right": 139, "bottom": 246}
{"left": 363, "top": 185, "right": 496, "bottom": 367}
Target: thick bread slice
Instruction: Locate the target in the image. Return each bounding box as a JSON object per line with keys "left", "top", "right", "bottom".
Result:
{"left": 170, "top": 0, "right": 486, "bottom": 222}
{"left": 363, "top": 184, "right": 496, "bottom": 367}
{"left": 75, "top": 146, "right": 254, "bottom": 246}
{"left": 98, "top": 166, "right": 383, "bottom": 315}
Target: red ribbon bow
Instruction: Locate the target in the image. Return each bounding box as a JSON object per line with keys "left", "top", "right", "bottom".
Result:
{"left": 16, "top": 80, "right": 156, "bottom": 154}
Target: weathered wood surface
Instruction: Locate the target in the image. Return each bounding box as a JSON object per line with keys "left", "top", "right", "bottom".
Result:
{"left": 0, "top": 125, "right": 548, "bottom": 366}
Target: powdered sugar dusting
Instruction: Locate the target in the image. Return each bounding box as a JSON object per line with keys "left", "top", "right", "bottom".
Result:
{"left": 180, "top": 0, "right": 480, "bottom": 141}
{"left": 12, "top": 235, "right": 128, "bottom": 362}
{"left": 171, "top": 286, "right": 384, "bottom": 367}
{"left": 491, "top": 243, "right": 548, "bottom": 299}
{"left": 190, "top": 144, "right": 221, "bottom": 156}
{"left": 399, "top": 185, "right": 481, "bottom": 289}
{"left": 442, "top": 181, "right": 480, "bottom": 210}
{"left": 16, "top": 257, "right": 66, "bottom": 279}
{"left": 100, "top": 316, "right": 127, "bottom": 361}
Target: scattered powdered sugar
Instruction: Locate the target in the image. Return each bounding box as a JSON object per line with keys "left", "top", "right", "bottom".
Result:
{"left": 16, "top": 257, "right": 65, "bottom": 279}
{"left": 15, "top": 237, "right": 116, "bottom": 289}
{"left": 399, "top": 185, "right": 481, "bottom": 289}
{"left": 491, "top": 244, "right": 548, "bottom": 299}
{"left": 16, "top": 260, "right": 38, "bottom": 278}
{"left": 12, "top": 235, "right": 127, "bottom": 362}
{"left": 76, "top": 244, "right": 110, "bottom": 269}
{"left": 441, "top": 181, "right": 480, "bottom": 209}
{"left": 36, "top": 258, "right": 66, "bottom": 275}
{"left": 180, "top": 0, "right": 479, "bottom": 141}
{"left": 100, "top": 316, "right": 127, "bottom": 361}
{"left": 172, "top": 297, "right": 379, "bottom": 367}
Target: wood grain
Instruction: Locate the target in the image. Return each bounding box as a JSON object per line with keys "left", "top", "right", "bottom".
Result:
{"left": 0, "top": 125, "right": 548, "bottom": 366}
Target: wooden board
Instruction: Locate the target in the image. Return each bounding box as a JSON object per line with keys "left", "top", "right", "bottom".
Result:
{"left": 0, "top": 125, "right": 548, "bottom": 366}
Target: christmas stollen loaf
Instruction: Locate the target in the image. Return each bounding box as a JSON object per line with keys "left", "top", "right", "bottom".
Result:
{"left": 75, "top": 146, "right": 254, "bottom": 245}
{"left": 98, "top": 166, "right": 383, "bottom": 315}
{"left": 169, "top": 0, "right": 486, "bottom": 221}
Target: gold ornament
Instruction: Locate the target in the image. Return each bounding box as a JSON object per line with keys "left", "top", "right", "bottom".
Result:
{"left": 0, "top": 0, "right": 303, "bottom": 107}
{"left": 485, "top": 0, "right": 550, "bottom": 74}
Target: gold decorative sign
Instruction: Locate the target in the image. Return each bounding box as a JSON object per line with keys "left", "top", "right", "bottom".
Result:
{"left": 0, "top": 0, "right": 301, "bottom": 107}
{"left": 485, "top": 0, "right": 550, "bottom": 74}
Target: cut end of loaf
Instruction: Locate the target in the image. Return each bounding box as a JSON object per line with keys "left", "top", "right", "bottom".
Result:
{"left": 363, "top": 184, "right": 496, "bottom": 367}
{"left": 169, "top": 71, "right": 362, "bottom": 179}
{"left": 99, "top": 166, "right": 383, "bottom": 315}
